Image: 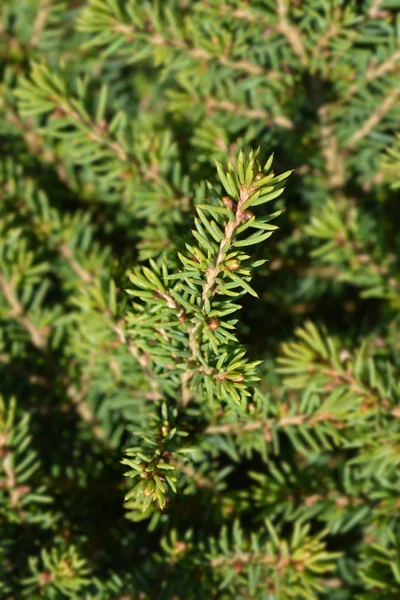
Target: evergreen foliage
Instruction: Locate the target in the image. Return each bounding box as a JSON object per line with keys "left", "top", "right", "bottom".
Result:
{"left": 1, "top": 0, "right": 400, "bottom": 598}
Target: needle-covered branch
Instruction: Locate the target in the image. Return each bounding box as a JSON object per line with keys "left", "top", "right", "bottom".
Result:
{"left": 126, "top": 149, "right": 291, "bottom": 409}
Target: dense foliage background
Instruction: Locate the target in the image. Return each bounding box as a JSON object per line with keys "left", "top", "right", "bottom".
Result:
{"left": 1, "top": 0, "right": 400, "bottom": 598}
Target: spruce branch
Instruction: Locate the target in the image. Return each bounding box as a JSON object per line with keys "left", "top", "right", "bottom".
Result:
{"left": 204, "top": 384, "right": 349, "bottom": 461}
{"left": 0, "top": 171, "right": 117, "bottom": 444}
{"left": 22, "top": 546, "right": 92, "bottom": 598}
{"left": 122, "top": 403, "right": 191, "bottom": 512}
{"left": 0, "top": 396, "right": 53, "bottom": 524}
{"left": 342, "top": 50, "right": 400, "bottom": 104}
{"left": 305, "top": 199, "right": 400, "bottom": 303}
{"left": 77, "top": 0, "right": 282, "bottom": 81}
{"left": 15, "top": 63, "right": 189, "bottom": 213}
{"left": 318, "top": 105, "right": 347, "bottom": 189}
{"left": 358, "top": 536, "right": 400, "bottom": 598}
{"left": 126, "top": 149, "right": 291, "bottom": 408}
{"left": 382, "top": 132, "right": 400, "bottom": 188}
{"left": 347, "top": 87, "right": 400, "bottom": 148}
{"left": 276, "top": 0, "right": 308, "bottom": 67}
{"left": 66, "top": 383, "right": 109, "bottom": 445}
{"left": 122, "top": 149, "right": 291, "bottom": 510}
{"left": 204, "top": 97, "right": 294, "bottom": 129}
{"left": 168, "top": 90, "right": 295, "bottom": 130}
{"left": 278, "top": 321, "right": 397, "bottom": 407}
{"left": 4, "top": 107, "right": 75, "bottom": 187}
{"left": 109, "top": 315, "right": 163, "bottom": 401}
{"left": 187, "top": 157, "right": 275, "bottom": 358}
{"left": 30, "top": 0, "right": 52, "bottom": 48}
{"left": 206, "top": 520, "right": 339, "bottom": 597}
{"left": 0, "top": 272, "right": 50, "bottom": 350}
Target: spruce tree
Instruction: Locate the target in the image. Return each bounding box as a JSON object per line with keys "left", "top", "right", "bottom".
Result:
{"left": 1, "top": 1, "right": 400, "bottom": 598}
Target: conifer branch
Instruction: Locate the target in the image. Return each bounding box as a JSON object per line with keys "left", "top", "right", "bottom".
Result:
{"left": 278, "top": 322, "right": 399, "bottom": 416}
{"left": 0, "top": 265, "right": 109, "bottom": 444}
{"left": 30, "top": 0, "right": 52, "bottom": 48}
{"left": 0, "top": 273, "right": 49, "bottom": 349}
{"left": 126, "top": 149, "right": 291, "bottom": 410}
{"left": 206, "top": 521, "right": 339, "bottom": 596}
{"left": 58, "top": 242, "right": 93, "bottom": 284}
{"left": 123, "top": 150, "right": 291, "bottom": 508}
{"left": 342, "top": 50, "right": 400, "bottom": 103}
{"left": 16, "top": 64, "right": 188, "bottom": 206}
{"left": 305, "top": 199, "right": 400, "bottom": 302}
{"left": 0, "top": 396, "right": 52, "bottom": 523}
{"left": 205, "top": 97, "right": 294, "bottom": 129}
{"left": 347, "top": 88, "right": 400, "bottom": 148}
{"left": 276, "top": 0, "right": 308, "bottom": 67}
{"left": 66, "top": 383, "right": 108, "bottom": 445}
{"left": 4, "top": 108, "right": 73, "bottom": 186}
{"left": 109, "top": 319, "right": 162, "bottom": 401}
{"left": 188, "top": 172, "right": 263, "bottom": 360}
{"left": 78, "top": 1, "right": 282, "bottom": 81}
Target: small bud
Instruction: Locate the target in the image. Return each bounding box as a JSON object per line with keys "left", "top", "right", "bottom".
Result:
{"left": 222, "top": 196, "right": 234, "bottom": 209}
{"left": 144, "top": 480, "right": 155, "bottom": 496}
{"left": 98, "top": 119, "right": 108, "bottom": 132}
{"left": 241, "top": 210, "right": 254, "bottom": 221}
{"left": 51, "top": 107, "right": 65, "bottom": 119}
{"left": 254, "top": 172, "right": 264, "bottom": 181}
{"left": 39, "top": 571, "right": 54, "bottom": 586}
{"left": 178, "top": 312, "right": 187, "bottom": 323}
{"left": 174, "top": 541, "right": 187, "bottom": 554}
{"left": 226, "top": 260, "right": 240, "bottom": 271}
{"left": 207, "top": 318, "right": 220, "bottom": 331}
{"left": 263, "top": 426, "right": 272, "bottom": 442}
{"left": 161, "top": 425, "right": 169, "bottom": 436}
{"left": 231, "top": 374, "right": 245, "bottom": 383}
{"left": 339, "top": 349, "right": 351, "bottom": 363}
